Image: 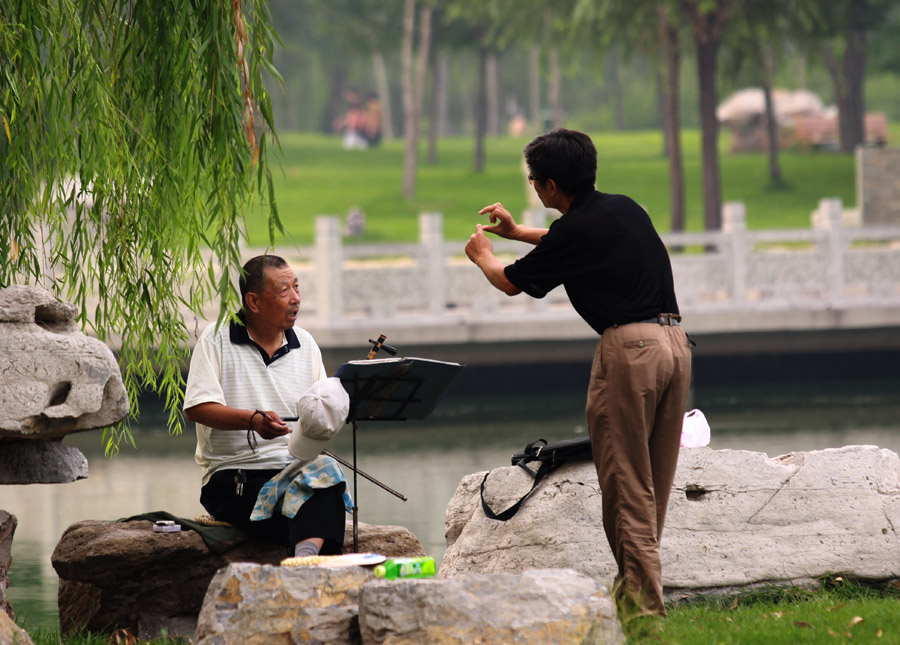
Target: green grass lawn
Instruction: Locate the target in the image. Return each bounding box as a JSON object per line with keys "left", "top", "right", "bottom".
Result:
{"left": 626, "top": 577, "right": 900, "bottom": 644}
{"left": 246, "top": 129, "right": 862, "bottom": 247}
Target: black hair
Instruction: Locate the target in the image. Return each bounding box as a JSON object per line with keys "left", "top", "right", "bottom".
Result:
{"left": 523, "top": 128, "right": 597, "bottom": 196}
{"left": 239, "top": 255, "right": 288, "bottom": 309}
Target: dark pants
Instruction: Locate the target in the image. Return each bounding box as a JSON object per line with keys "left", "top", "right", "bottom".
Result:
{"left": 201, "top": 468, "right": 346, "bottom": 555}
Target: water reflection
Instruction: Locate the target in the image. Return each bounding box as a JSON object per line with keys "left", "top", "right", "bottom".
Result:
{"left": 5, "top": 380, "right": 900, "bottom": 630}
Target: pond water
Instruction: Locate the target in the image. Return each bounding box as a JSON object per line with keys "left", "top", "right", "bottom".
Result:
{"left": 4, "top": 376, "right": 900, "bottom": 631}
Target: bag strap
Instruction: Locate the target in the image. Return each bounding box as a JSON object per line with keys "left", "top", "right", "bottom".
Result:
{"left": 480, "top": 459, "right": 559, "bottom": 522}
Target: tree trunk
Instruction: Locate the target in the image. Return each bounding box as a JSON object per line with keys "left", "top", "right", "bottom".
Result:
{"left": 762, "top": 81, "right": 782, "bottom": 184}
{"left": 656, "top": 66, "right": 668, "bottom": 157}
{"left": 549, "top": 45, "right": 562, "bottom": 128}
{"left": 487, "top": 54, "right": 500, "bottom": 136}
{"left": 840, "top": 0, "right": 866, "bottom": 152}
{"left": 528, "top": 45, "right": 541, "bottom": 130}
{"left": 372, "top": 50, "right": 394, "bottom": 140}
{"left": 402, "top": 0, "right": 431, "bottom": 199}
{"left": 324, "top": 66, "right": 347, "bottom": 134}
{"left": 761, "top": 46, "right": 782, "bottom": 185}
{"left": 660, "top": 11, "right": 685, "bottom": 233}
{"left": 608, "top": 45, "right": 625, "bottom": 131}
{"left": 413, "top": 5, "right": 432, "bottom": 124}
{"left": 696, "top": 35, "right": 722, "bottom": 231}
{"left": 474, "top": 45, "right": 488, "bottom": 172}
{"left": 401, "top": 0, "right": 415, "bottom": 197}
{"left": 427, "top": 50, "right": 448, "bottom": 164}
{"left": 822, "top": 0, "right": 867, "bottom": 153}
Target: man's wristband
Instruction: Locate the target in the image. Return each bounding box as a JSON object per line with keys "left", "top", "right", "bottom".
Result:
{"left": 248, "top": 409, "right": 265, "bottom": 431}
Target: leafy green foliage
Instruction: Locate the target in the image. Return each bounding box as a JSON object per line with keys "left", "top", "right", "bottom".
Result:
{"left": 0, "top": 0, "right": 281, "bottom": 453}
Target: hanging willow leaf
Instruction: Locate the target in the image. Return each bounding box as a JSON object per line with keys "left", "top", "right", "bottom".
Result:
{"left": 0, "top": 0, "right": 283, "bottom": 454}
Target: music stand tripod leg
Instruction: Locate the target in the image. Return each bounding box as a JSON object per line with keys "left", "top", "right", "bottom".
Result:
{"left": 352, "top": 419, "right": 359, "bottom": 553}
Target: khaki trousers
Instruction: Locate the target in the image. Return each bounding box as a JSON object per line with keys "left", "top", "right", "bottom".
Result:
{"left": 586, "top": 321, "right": 692, "bottom": 615}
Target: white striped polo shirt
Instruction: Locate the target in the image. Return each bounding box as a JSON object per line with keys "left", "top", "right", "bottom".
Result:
{"left": 185, "top": 318, "right": 327, "bottom": 486}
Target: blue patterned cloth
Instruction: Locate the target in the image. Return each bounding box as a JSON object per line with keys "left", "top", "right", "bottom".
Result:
{"left": 250, "top": 455, "right": 354, "bottom": 521}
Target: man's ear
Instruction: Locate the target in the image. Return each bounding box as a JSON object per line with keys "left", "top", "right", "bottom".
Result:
{"left": 245, "top": 292, "right": 261, "bottom": 314}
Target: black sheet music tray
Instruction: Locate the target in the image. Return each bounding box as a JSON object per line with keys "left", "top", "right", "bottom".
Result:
{"left": 335, "top": 357, "right": 464, "bottom": 422}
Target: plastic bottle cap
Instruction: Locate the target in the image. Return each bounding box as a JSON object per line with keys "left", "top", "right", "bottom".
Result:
{"left": 373, "top": 565, "right": 386, "bottom": 578}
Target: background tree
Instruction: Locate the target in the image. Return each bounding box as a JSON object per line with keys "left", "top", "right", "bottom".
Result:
{"left": 573, "top": 0, "right": 688, "bottom": 232}
{"left": 721, "top": 0, "right": 801, "bottom": 187}
{"left": 1, "top": 0, "right": 281, "bottom": 453}
{"left": 815, "top": 0, "right": 893, "bottom": 152}
{"left": 679, "top": 0, "right": 734, "bottom": 232}
{"left": 401, "top": 0, "right": 433, "bottom": 198}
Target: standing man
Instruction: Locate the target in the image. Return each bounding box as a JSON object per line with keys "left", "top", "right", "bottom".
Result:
{"left": 465, "top": 128, "right": 691, "bottom": 617}
{"left": 184, "top": 255, "right": 349, "bottom": 558}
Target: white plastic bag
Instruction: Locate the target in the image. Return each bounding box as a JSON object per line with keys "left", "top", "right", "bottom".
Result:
{"left": 680, "top": 409, "right": 710, "bottom": 447}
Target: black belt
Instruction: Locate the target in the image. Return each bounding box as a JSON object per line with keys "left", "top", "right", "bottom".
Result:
{"left": 634, "top": 314, "right": 681, "bottom": 326}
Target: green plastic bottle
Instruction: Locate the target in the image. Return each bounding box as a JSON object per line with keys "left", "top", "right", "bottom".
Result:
{"left": 373, "top": 556, "right": 436, "bottom": 579}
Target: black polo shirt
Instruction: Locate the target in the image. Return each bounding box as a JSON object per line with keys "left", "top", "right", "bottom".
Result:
{"left": 229, "top": 312, "right": 301, "bottom": 366}
{"left": 504, "top": 190, "right": 679, "bottom": 335}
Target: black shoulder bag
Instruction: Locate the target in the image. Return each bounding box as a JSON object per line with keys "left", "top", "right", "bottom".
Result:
{"left": 480, "top": 437, "right": 593, "bottom": 521}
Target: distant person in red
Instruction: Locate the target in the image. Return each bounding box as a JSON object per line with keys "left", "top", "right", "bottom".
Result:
{"left": 334, "top": 89, "right": 368, "bottom": 150}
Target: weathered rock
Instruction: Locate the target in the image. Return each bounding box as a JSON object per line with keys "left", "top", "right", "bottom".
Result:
{"left": 52, "top": 518, "right": 423, "bottom": 639}
{"left": 0, "top": 440, "right": 88, "bottom": 484}
{"left": 359, "top": 569, "right": 624, "bottom": 644}
{"left": 0, "top": 610, "right": 34, "bottom": 645}
{"left": 442, "top": 460, "right": 614, "bottom": 579}
{"left": 195, "top": 563, "right": 369, "bottom": 645}
{"left": 441, "top": 445, "right": 900, "bottom": 599}
{"left": 0, "top": 512, "right": 16, "bottom": 620}
{"left": 0, "top": 285, "right": 129, "bottom": 440}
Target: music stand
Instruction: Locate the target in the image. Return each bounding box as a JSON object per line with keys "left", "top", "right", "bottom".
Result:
{"left": 335, "top": 357, "right": 464, "bottom": 552}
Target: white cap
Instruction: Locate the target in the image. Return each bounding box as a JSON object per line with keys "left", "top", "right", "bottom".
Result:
{"left": 288, "top": 377, "right": 350, "bottom": 461}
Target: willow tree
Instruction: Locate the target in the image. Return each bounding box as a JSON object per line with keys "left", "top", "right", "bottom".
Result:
{"left": 1, "top": 1, "right": 282, "bottom": 453}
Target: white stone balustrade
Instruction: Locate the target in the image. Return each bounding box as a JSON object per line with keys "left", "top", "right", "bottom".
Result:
{"left": 277, "top": 203, "right": 899, "bottom": 319}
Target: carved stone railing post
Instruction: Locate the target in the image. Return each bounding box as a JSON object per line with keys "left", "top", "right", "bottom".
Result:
{"left": 523, "top": 208, "right": 549, "bottom": 311}
{"left": 723, "top": 202, "right": 747, "bottom": 304}
{"left": 419, "top": 212, "right": 446, "bottom": 315}
{"left": 821, "top": 198, "right": 846, "bottom": 301}
{"left": 314, "top": 216, "right": 343, "bottom": 323}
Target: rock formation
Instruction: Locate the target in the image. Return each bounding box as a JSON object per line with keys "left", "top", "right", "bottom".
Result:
{"left": 194, "top": 564, "right": 623, "bottom": 645}
{"left": 0, "top": 285, "right": 129, "bottom": 482}
{"left": 358, "top": 568, "right": 623, "bottom": 644}
{"left": 52, "top": 518, "right": 424, "bottom": 640}
{"left": 442, "top": 445, "right": 900, "bottom": 598}
{"left": 1, "top": 285, "right": 130, "bottom": 625}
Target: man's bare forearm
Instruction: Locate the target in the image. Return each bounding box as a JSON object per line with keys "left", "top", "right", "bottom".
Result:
{"left": 476, "top": 255, "right": 521, "bottom": 296}
{"left": 512, "top": 225, "right": 549, "bottom": 245}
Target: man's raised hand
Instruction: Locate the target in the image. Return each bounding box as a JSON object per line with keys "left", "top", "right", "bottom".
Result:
{"left": 479, "top": 202, "right": 518, "bottom": 240}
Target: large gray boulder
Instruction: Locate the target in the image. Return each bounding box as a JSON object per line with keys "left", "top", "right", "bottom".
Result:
{"left": 442, "top": 445, "right": 900, "bottom": 598}
{"left": 52, "top": 518, "right": 424, "bottom": 640}
{"left": 0, "top": 284, "right": 129, "bottom": 441}
{"left": 358, "top": 569, "right": 624, "bottom": 644}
